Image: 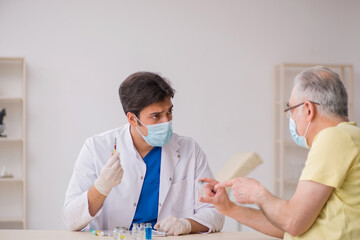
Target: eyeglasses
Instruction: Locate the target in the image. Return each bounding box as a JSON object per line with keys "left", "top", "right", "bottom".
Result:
{"left": 284, "top": 101, "right": 320, "bottom": 118}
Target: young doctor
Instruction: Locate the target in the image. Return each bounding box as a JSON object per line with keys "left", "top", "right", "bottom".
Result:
{"left": 63, "top": 72, "right": 224, "bottom": 235}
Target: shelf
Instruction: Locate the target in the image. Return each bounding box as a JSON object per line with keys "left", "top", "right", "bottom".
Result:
{"left": 0, "top": 57, "right": 24, "bottom": 62}
{"left": 275, "top": 101, "right": 287, "bottom": 106}
{"left": 275, "top": 63, "right": 353, "bottom": 69}
{"left": 0, "top": 178, "right": 23, "bottom": 183}
{"left": 0, "top": 217, "right": 24, "bottom": 223}
{"left": 0, "top": 97, "right": 23, "bottom": 103}
{"left": 0, "top": 138, "right": 23, "bottom": 143}
{"left": 276, "top": 101, "right": 353, "bottom": 108}
{"left": 275, "top": 140, "right": 297, "bottom": 147}
{"left": 0, "top": 56, "right": 26, "bottom": 229}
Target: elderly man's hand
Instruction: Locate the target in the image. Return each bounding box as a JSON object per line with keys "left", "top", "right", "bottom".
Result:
{"left": 198, "top": 178, "right": 236, "bottom": 215}
{"left": 215, "top": 177, "right": 266, "bottom": 205}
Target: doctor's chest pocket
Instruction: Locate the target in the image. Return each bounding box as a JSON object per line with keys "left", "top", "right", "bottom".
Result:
{"left": 166, "top": 178, "right": 194, "bottom": 218}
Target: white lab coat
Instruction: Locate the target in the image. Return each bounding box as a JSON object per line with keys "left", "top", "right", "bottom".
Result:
{"left": 63, "top": 124, "right": 224, "bottom": 232}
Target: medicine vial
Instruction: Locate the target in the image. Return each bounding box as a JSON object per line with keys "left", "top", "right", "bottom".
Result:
{"left": 139, "top": 223, "right": 145, "bottom": 240}
{"left": 119, "top": 227, "right": 127, "bottom": 239}
{"left": 113, "top": 227, "right": 120, "bottom": 240}
{"left": 132, "top": 223, "right": 140, "bottom": 240}
{"left": 145, "top": 223, "right": 152, "bottom": 240}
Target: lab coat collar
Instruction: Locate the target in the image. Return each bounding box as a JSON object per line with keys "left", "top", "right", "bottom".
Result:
{"left": 163, "top": 133, "right": 181, "bottom": 156}
{"left": 123, "top": 123, "right": 144, "bottom": 159}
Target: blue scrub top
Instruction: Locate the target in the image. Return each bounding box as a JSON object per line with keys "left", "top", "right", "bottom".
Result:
{"left": 131, "top": 147, "right": 161, "bottom": 229}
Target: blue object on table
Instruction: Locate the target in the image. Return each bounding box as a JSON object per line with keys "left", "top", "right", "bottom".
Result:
{"left": 145, "top": 223, "right": 152, "bottom": 240}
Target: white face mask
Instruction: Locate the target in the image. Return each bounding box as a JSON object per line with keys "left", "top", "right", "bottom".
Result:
{"left": 289, "top": 105, "right": 311, "bottom": 149}
{"left": 134, "top": 115, "right": 173, "bottom": 147}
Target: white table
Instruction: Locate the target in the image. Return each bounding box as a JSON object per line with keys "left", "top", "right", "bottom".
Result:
{"left": 0, "top": 230, "right": 281, "bottom": 240}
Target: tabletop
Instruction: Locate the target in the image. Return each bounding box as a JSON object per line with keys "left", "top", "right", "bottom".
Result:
{"left": 0, "top": 230, "right": 281, "bottom": 240}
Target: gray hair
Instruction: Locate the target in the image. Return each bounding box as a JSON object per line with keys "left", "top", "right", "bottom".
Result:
{"left": 293, "top": 66, "right": 348, "bottom": 119}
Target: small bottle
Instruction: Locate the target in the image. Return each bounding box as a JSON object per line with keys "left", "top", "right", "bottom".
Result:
{"left": 90, "top": 229, "right": 97, "bottom": 235}
{"left": 96, "top": 230, "right": 105, "bottom": 237}
{"left": 113, "top": 227, "right": 120, "bottom": 240}
{"left": 139, "top": 223, "right": 145, "bottom": 240}
{"left": 119, "top": 227, "right": 127, "bottom": 239}
{"left": 132, "top": 223, "right": 139, "bottom": 240}
{"left": 145, "top": 223, "right": 152, "bottom": 240}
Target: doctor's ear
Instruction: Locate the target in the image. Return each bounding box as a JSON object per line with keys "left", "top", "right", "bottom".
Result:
{"left": 127, "top": 112, "right": 139, "bottom": 127}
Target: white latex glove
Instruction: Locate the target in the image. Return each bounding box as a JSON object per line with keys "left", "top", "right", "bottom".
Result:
{"left": 154, "top": 215, "right": 191, "bottom": 236}
{"left": 94, "top": 152, "right": 123, "bottom": 196}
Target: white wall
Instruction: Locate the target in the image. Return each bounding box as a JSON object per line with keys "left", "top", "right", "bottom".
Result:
{"left": 0, "top": 0, "right": 359, "bottom": 230}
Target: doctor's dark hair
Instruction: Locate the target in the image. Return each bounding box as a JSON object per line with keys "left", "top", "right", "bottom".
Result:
{"left": 119, "top": 72, "right": 175, "bottom": 117}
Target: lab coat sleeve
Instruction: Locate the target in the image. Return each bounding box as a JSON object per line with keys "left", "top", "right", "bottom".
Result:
{"left": 62, "top": 138, "right": 104, "bottom": 230}
{"left": 187, "top": 142, "right": 225, "bottom": 233}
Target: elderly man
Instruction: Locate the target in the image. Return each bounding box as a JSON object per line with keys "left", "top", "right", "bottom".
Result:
{"left": 200, "top": 66, "right": 360, "bottom": 239}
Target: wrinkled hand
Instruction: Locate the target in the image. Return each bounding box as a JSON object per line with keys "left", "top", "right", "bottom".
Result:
{"left": 94, "top": 152, "right": 123, "bottom": 196}
{"left": 198, "top": 178, "right": 235, "bottom": 215}
{"left": 154, "top": 215, "right": 191, "bottom": 236}
{"left": 198, "top": 177, "right": 218, "bottom": 197}
{"left": 215, "top": 177, "right": 264, "bottom": 204}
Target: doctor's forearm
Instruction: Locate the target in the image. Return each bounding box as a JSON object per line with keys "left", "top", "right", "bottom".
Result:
{"left": 186, "top": 218, "right": 209, "bottom": 233}
{"left": 88, "top": 185, "right": 106, "bottom": 216}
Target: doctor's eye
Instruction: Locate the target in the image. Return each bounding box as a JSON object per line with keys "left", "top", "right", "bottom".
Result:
{"left": 152, "top": 114, "right": 160, "bottom": 119}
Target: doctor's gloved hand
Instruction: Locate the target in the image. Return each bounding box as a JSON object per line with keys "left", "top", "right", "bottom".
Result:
{"left": 94, "top": 152, "right": 123, "bottom": 196}
{"left": 154, "top": 215, "right": 191, "bottom": 236}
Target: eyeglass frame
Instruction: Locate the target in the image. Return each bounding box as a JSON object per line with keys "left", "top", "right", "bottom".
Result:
{"left": 284, "top": 101, "right": 320, "bottom": 118}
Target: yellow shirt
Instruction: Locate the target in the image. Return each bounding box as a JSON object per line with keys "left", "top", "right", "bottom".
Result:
{"left": 285, "top": 122, "right": 360, "bottom": 240}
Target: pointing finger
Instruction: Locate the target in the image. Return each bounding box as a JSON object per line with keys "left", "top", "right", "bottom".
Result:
{"left": 214, "top": 178, "right": 237, "bottom": 191}
{"left": 198, "top": 177, "right": 219, "bottom": 186}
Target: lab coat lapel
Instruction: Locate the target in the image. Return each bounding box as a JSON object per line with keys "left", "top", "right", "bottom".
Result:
{"left": 158, "top": 137, "right": 180, "bottom": 213}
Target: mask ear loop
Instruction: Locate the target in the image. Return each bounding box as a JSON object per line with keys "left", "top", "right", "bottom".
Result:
{"left": 133, "top": 114, "right": 148, "bottom": 137}
{"left": 297, "top": 104, "right": 311, "bottom": 138}
{"left": 303, "top": 121, "right": 311, "bottom": 138}
{"left": 133, "top": 114, "right": 145, "bottom": 127}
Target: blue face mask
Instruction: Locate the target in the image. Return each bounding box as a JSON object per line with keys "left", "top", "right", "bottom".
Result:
{"left": 289, "top": 106, "right": 311, "bottom": 149}
{"left": 135, "top": 116, "right": 173, "bottom": 147}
